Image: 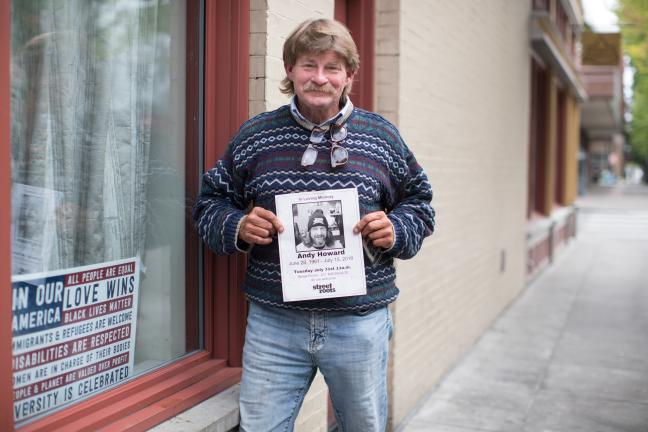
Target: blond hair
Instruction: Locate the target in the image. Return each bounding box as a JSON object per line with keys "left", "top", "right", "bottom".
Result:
{"left": 281, "top": 19, "right": 360, "bottom": 99}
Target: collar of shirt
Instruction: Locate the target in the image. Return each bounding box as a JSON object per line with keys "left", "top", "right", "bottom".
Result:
{"left": 289, "top": 96, "right": 354, "bottom": 132}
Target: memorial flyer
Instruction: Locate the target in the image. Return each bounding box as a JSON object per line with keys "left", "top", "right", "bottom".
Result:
{"left": 11, "top": 257, "right": 140, "bottom": 423}
{"left": 275, "top": 188, "right": 366, "bottom": 302}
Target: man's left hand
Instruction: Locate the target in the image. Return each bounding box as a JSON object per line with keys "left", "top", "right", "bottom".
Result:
{"left": 354, "top": 211, "right": 395, "bottom": 249}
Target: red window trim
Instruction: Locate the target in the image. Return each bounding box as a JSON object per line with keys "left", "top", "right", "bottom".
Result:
{"left": 185, "top": 0, "right": 202, "bottom": 354}
{"left": 1, "top": 1, "right": 14, "bottom": 430}
{"left": 528, "top": 58, "right": 538, "bottom": 219}
{"left": 204, "top": 0, "right": 249, "bottom": 366}
{"left": 529, "top": 58, "right": 549, "bottom": 218}
{"left": 2, "top": 1, "right": 250, "bottom": 431}
{"left": 554, "top": 89, "right": 566, "bottom": 205}
{"left": 335, "top": 0, "right": 375, "bottom": 111}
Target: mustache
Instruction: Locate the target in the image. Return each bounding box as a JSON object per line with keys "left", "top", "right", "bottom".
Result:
{"left": 303, "top": 84, "right": 336, "bottom": 94}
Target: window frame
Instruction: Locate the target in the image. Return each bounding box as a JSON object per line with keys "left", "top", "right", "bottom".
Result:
{"left": 1, "top": 1, "right": 250, "bottom": 430}
{"left": 335, "top": 0, "right": 375, "bottom": 111}
{"left": 1, "top": 0, "right": 13, "bottom": 429}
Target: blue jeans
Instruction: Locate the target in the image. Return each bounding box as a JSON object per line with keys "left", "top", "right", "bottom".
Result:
{"left": 239, "top": 302, "right": 393, "bottom": 432}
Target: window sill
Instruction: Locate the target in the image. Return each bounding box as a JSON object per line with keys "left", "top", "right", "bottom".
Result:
{"left": 17, "top": 353, "right": 241, "bottom": 432}
{"left": 149, "top": 384, "right": 240, "bottom": 432}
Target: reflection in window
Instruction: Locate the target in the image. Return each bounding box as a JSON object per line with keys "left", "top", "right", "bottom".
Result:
{"left": 11, "top": 0, "right": 196, "bottom": 421}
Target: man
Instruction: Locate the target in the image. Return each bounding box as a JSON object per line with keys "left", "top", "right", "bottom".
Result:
{"left": 296, "top": 208, "right": 343, "bottom": 251}
{"left": 194, "top": 18, "right": 435, "bottom": 432}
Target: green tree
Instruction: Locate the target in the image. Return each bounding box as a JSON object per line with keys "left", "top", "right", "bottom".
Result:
{"left": 616, "top": 0, "right": 648, "bottom": 178}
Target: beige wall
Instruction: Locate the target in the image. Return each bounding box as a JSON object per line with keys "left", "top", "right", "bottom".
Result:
{"left": 250, "top": 0, "right": 333, "bottom": 117}
{"left": 563, "top": 94, "right": 580, "bottom": 204}
{"left": 379, "top": 0, "right": 532, "bottom": 426}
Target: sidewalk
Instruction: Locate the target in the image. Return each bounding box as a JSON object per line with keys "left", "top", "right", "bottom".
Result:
{"left": 399, "top": 183, "right": 648, "bottom": 432}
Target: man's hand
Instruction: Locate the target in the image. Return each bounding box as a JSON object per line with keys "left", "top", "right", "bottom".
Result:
{"left": 239, "top": 207, "right": 284, "bottom": 245}
{"left": 354, "top": 211, "right": 395, "bottom": 249}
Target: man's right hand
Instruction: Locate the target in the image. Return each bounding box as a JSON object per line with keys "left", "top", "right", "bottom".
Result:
{"left": 238, "top": 207, "right": 284, "bottom": 245}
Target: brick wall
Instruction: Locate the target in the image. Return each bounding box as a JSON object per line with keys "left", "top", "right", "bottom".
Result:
{"left": 376, "top": 0, "right": 533, "bottom": 426}
{"left": 250, "top": 0, "right": 333, "bottom": 117}
{"left": 375, "top": 2, "right": 400, "bottom": 428}
{"left": 375, "top": 0, "right": 399, "bottom": 125}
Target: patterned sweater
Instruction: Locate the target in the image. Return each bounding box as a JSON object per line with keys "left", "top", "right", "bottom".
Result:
{"left": 193, "top": 104, "right": 435, "bottom": 311}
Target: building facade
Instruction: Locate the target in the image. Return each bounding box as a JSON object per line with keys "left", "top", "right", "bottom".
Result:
{"left": 1, "top": 1, "right": 584, "bottom": 431}
{"left": 526, "top": 0, "right": 583, "bottom": 281}
{"left": 579, "top": 32, "right": 625, "bottom": 185}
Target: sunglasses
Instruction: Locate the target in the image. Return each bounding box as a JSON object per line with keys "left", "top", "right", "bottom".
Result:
{"left": 301, "top": 125, "right": 349, "bottom": 168}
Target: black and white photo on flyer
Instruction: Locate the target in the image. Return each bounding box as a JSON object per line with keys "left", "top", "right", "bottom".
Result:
{"left": 275, "top": 188, "right": 366, "bottom": 302}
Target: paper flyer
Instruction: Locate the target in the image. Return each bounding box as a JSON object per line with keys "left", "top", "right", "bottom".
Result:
{"left": 11, "top": 257, "right": 140, "bottom": 423}
{"left": 11, "top": 183, "right": 63, "bottom": 275}
{"left": 275, "top": 188, "right": 366, "bottom": 302}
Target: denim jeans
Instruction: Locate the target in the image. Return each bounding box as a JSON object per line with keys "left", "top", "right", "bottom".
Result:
{"left": 239, "top": 301, "right": 393, "bottom": 432}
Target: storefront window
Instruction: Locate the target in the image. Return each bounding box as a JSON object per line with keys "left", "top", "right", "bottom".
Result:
{"left": 10, "top": 0, "right": 199, "bottom": 425}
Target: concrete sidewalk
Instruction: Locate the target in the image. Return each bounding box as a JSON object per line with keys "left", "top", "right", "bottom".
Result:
{"left": 399, "top": 183, "right": 648, "bottom": 432}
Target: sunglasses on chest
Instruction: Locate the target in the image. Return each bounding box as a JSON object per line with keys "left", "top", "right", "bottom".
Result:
{"left": 300, "top": 125, "right": 349, "bottom": 168}
{"left": 290, "top": 96, "right": 353, "bottom": 169}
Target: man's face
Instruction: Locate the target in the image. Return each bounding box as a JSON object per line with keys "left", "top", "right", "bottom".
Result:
{"left": 285, "top": 50, "right": 355, "bottom": 121}
{"left": 309, "top": 225, "right": 328, "bottom": 248}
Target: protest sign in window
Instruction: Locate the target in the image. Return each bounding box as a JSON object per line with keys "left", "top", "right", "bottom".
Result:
{"left": 10, "top": 0, "right": 200, "bottom": 425}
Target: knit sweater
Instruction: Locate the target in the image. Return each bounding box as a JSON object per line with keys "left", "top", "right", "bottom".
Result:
{"left": 193, "top": 104, "right": 435, "bottom": 311}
